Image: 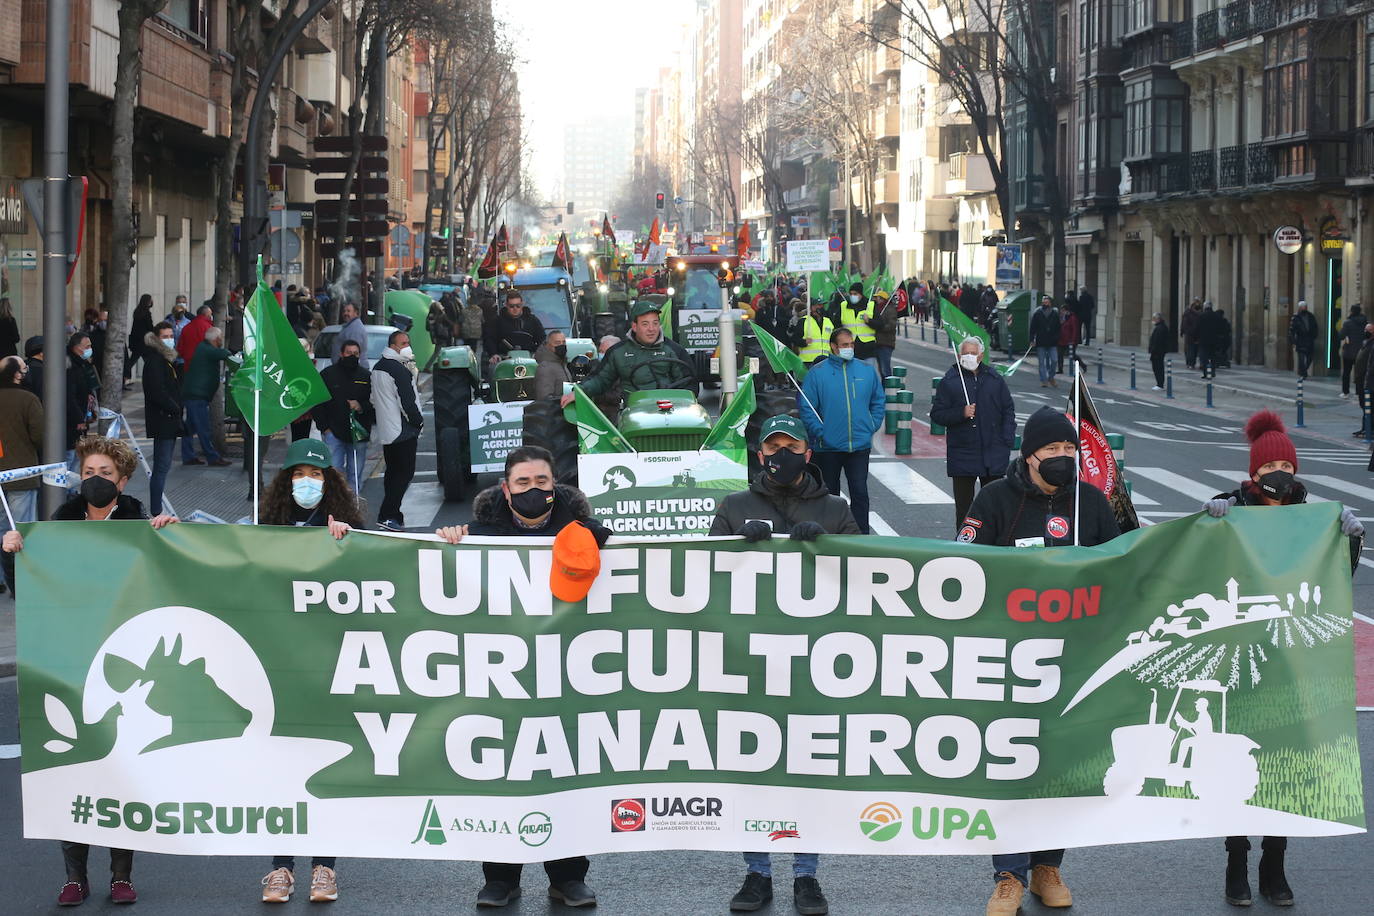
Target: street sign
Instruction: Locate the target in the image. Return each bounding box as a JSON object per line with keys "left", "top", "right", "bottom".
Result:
{"left": 314, "top": 198, "right": 388, "bottom": 217}
{"left": 309, "top": 156, "right": 389, "bottom": 174}
{"left": 1273, "top": 226, "right": 1302, "bottom": 255}
{"left": 19, "top": 174, "right": 87, "bottom": 283}
{"left": 827, "top": 235, "right": 843, "bottom": 251}
{"left": 995, "top": 243, "right": 1023, "bottom": 291}
{"left": 314, "top": 177, "right": 389, "bottom": 195}
{"left": 314, "top": 219, "right": 390, "bottom": 238}
{"left": 785, "top": 239, "right": 830, "bottom": 272}
{"left": 312, "top": 135, "right": 388, "bottom": 153}
{"left": 320, "top": 240, "right": 384, "bottom": 259}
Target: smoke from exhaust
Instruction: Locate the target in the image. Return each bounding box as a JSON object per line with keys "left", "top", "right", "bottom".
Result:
{"left": 330, "top": 247, "right": 361, "bottom": 313}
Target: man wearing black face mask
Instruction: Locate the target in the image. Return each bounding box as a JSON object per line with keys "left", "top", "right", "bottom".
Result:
{"left": 433, "top": 444, "right": 606, "bottom": 910}
{"left": 534, "top": 330, "right": 572, "bottom": 401}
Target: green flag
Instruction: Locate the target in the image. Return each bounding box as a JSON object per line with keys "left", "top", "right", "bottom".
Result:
{"left": 939, "top": 298, "right": 991, "bottom": 352}
{"left": 701, "top": 373, "right": 756, "bottom": 453}
{"left": 228, "top": 264, "right": 329, "bottom": 435}
{"left": 994, "top": 346, "right": 1033, "bottom": 378}
{"left": 573, "top": 386, "right": 632, "bottom": 454}
{"left": 753, "top": 323, "right": 807, "bottom": 380}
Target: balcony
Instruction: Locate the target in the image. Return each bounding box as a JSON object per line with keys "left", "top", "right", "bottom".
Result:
{"left": 1171, "top": 21, "right": 1193, "bottom": 59}
{"left": 829, "top": 186, "right": 848, "bottom": 213}
{"left": 873, "top": 44, "right": 902, "bottom": 80}
{"left": 1218, "top": 145, "right": 1245, "bottom": 187}
{"left": 782, "top": 183, "right": 812, "bottom": 208}
{"left": 1246, "top": 143, "right": 1274, "bottom": 183}
{"left": 1196, "top": 10, "right": 1220, "bottom": 51}
{"left": 873, "top": 103, "right": 900, "bottom": 140}
{"left": 1352, "top": 131, "right": 1374, "bottom": 182}
{"left": 945, "top": 153, "right": 996, "bottom": 196}
{"left": 1190, "top": 150, "right": 1216, "bottom": 189}
{"left": 875, "top": 170, "right": 900, "bottom": 209}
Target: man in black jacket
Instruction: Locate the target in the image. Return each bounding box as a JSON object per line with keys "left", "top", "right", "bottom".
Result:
{"left": 930, "top": 338, "right": 1016, "bottom": 529}
{"left": 710, "top": 414, "right": 853, "bottom": 916}
{"left": 434, "top": 445, "right": 603, "bottom": 910}
{"left": 142, "top": 322, "right": 184, "bottom": 516}
{"left": 1029, "top": 296, "right": 1061, "bottom": 388}
{"left": 1287, "top": 301, "right": 1318, "bottom": 378}
{"left": 317, "top": 340, "right": 373, "bottom": 494}
{"left": 484, "top": 289, "right": 547, "bottom": 365}
{"left": 1148, "top": 312, "right": 1170, "bottom": 390}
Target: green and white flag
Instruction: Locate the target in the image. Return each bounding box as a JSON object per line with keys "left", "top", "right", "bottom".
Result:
{"left": 995, "top": 346, "right": 1034, "bottom": 379}
{"left": 701, "top": 373, "right": 755, "bottom": 454}
{"left": 229, "top": 262, "right": 329, "bottom": 434}
{"left": 573, "top": 386, "right": 632, "bottom": 455}
{"left": 939, "top": 298, "right": 990, "bottom": 353}
{"left": 752, "top": 324, "right": 807, "bottom": 380}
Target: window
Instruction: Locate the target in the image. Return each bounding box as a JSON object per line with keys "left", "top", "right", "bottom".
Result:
{"left": 1126, "top": 81, "right": 1149, "bottom": 158}
{"left": 1367, "top": 23, "right": 1374, "bottom": 121}
{"left": 160, "top": 0, "right": 207, "bottom": 42}
{"left": 1263, "top": 27, "right": 1309, "bottom": 138}
{"left": 413, "top": 171, "right": 428, "bottom": 195}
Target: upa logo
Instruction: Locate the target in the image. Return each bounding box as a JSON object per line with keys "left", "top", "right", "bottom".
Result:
{"left": 518, "top": 811, "right": 553, "bottom": 847}
{"left": 611, "top": 798, "right": 646, "bottom": 832}
{"left": 858, "top": 801, "right": 904, "bottom": 842}
{"left": 1046, "top": 516, "right": 1070, "bottom": 539}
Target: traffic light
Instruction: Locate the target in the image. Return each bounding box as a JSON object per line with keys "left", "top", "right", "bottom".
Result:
{"left": 716, "top": 260, "right": 735, "bottom": 289}
{"left": 655, "top": 191, "right": 666, "bottom": 211}
{"left": 566, "top": 201, "right": 574, "bottom": 214}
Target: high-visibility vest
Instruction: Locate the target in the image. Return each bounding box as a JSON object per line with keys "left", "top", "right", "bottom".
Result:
{"left": 798, "top": 314, "right": 834, "bottom": 362}
{"left": 839, "top": 299, "right": 875, "bottom": 342}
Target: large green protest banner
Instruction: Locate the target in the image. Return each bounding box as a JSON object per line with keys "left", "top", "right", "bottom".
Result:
{"left": 16, "top": 505, "right": 1364, "bottom": 860}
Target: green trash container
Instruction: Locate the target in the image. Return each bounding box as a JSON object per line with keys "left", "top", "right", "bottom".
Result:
{"left": 995, "top": 289, "right": 1038, "bottom": 356}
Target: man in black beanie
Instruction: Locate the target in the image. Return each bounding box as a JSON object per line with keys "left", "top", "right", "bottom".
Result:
{"left": 956, "top": 404, "right": 1120, "bottom": 915}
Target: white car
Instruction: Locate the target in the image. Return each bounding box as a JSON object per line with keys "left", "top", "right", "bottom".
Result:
{"left": 311, "top": 324, "right": 397, "bottom": 371}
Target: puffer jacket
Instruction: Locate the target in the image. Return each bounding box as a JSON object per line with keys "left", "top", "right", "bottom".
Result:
{"left": 799, "top": 353, "right": 886, "bottom": 452}
{"left": 142, "top": 331, "right": 185, "bottom": 440}
{"left": 468, "top": 482, "right": 596, "bottom": 536}
{"left": 960, "top": 457, "right": 1120, "bottom": 547}
{"left": 710, "top": 465, "right": 859, "bottom": 536}
{"left": 929, "top": 362, "right": 1016, "bottom": 478}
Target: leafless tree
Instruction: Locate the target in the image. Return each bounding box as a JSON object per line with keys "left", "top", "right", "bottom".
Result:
{"left": 684, "top": 101, "right": 742, "bottom": 233}
{"left": 101, "top": 0, "right": 170, "bottom": 412}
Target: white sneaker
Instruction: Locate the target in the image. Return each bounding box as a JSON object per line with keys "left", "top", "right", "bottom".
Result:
{"left": 1152, "top": 385, "right": 1163, "bottom": 391}
{"left": 1340, "top": 392, "right": 1350, "bottom": 398}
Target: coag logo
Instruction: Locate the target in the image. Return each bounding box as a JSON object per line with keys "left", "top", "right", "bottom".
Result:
{"left": 611, "top": 798, "right": 646, "bottom": 832}
{"left": 858, "top": 801, "right": 903, "bottom": 842}
{"left": 518, "top": 811, "right": 553, "bottom": 847}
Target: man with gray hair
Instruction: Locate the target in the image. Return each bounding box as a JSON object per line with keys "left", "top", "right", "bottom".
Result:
{"left": 181, "top": 325, "right": 235, "bottom": 466}
{"left": 929, "top": 336, "right": 1017, "bottom": 529}
{"left": 1148, "top": 312, "right": 1170, "bottom": 390}
{"left": 333, "top": 302, "right": 370, "bottom": 368}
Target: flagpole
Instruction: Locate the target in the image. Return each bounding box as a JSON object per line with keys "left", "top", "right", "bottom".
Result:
{"left": 1073, "top": 374, "right": 1081, "bottom": 547}
{"left": 253, "top": 388, "right": 261, "bottom": 525}
{"left": 949, "top": 333, "right": 971, "bottom": 405}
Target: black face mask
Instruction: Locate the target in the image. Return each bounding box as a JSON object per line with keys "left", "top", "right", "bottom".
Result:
{"left": 763, "top": 447, "right": 807, "bottom": 483}
{"left": 338, "top": 355, "right": 359, "bottom": 370}
{"left": 554, "top": 344, "right": 568, "bottom": 359}
{"left": 1257, "top": 470, "right": 1296, "bottom": 501}
{"left": 80, "top": 475, "right": 119, "bottom": 509}
{"left": 509, "top": 486, "right": 554, "bottom": 519}
{"left": 1036, "top": 455, "right": 1076, "bottom": 488}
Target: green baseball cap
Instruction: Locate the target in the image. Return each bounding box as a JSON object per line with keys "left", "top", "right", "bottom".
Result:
{"left": 760, "top": 414, "right": 808, "bottom": 445}
{"left": 283, "top": 438, "right": 332, "bottom": 470}
{"left": 629, "top": 300, "right": 663, "bottom": 319}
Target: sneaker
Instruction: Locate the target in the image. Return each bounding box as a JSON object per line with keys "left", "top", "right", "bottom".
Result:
{"left": 548, "top": 879, "right": 596, "bottom": 907}
{"left": 1152, "top": 385, "right": 1164, "bottom": 391}
{"left": 378, "top": 519, "right": 405, "bottom": 532}
{"left": 183, "top": 457, "right": 206, "bottom": 466}
{"left": 262, "top": 867, "right": 294, "bottom": 903}
{"left": 730, "top": 873, "right": 773, "bottom": 911}
{"left": 793, "top": 875, "right": 829, "bottom": 915}
{"left": 57, "top": 880, "right": 90, "bottom": 906}
{"left": 1030, "top": 864, "right": 1072, "bottom": 907}
{"left": 209, "top": 457, "right": 233, "bottom": 467}
{"left": 1341, "top": 392, "right": 1350, "bottom": 399}
{"left": 476, "top": 881, "right": 520, "bottom": 908}
{"left": 986, "top": 873, "right": 1024, "bottom": 916}
{"left": 310, "top": 865, "right": 338, "bottom": 902}
{"left": 1049, "top": 378, "right": 1058, "bottom": 387}
{"left": 110, "top": 879, "right": 137, "bottom": 904}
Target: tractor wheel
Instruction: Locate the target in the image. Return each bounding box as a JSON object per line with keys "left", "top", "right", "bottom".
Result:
{"left": 1102, "top": 763, "right": 1145, "bottom": 797}
{"left": 522, "top": 399, "right": 579, "bottom": 486}
{"left": 436, "top": 427, "right": 468, "bottom": 502}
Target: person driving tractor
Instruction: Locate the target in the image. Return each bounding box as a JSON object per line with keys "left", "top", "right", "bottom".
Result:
{"left": 484, "top": 289, "right": 546, "bottom": 365}
{"left": 560, "top": 301, "right": 696, "bottom": 407}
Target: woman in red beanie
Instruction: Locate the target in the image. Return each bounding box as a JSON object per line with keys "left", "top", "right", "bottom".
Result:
{"left": 1201, "top": 409, "right": 1364, "bottom": 906}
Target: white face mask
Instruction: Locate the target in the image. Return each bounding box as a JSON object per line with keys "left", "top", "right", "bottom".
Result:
{"left": 399, "top": 346, "right": 414, "bottom": 361}
{"left": 161, "top": 337, "right": 176, "bottom": 350}
{"left": 848, "top": 294, "right": 861, "bottom": 305}
{"left": 959, "top": 353, "right": 979, "bottom": 371}
{"left": 837, "top": 347, "right": 855, "bottom": 361}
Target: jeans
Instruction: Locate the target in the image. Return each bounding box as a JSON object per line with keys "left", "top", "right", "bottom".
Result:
{"left": 951, "top": 475, "right": 1001, "bottom": 530}
{"left": 743, "top": 852, "right": 819, "bottom": 878}
{"left": 874, "top": 345, "right": 894, "bottom": 380}
{"left": 149, "top": 438, "right": 175, "bottom": 516}
{"left": 1037, "top": 346, "right": 1057, "bottom": 382}
{"left": 181, "top": 399, "right": 221, "bottom": 462}
{"left": 1151, "top": 353, "right": 1166, "bottom": 388}
{"left": 483, "top": 857, "right": 588, "bottom": 886}
{"left": 1198, "top": 344, "right": 1215, "bottom": 378}
{"left": 271, "top": 855, "right": 335, "bottom": 871}
{"left": 323, "top": 430, "right": 369, "bottom": 496}
{"left": 1295, "top": 348, "right": 1313, "bottom": 377}
{"left": 379, "top": 438, "right": 418, "bottom": 525}
{"left": 1341, "top": 355, "right": 1357, "bottom": 394}
{"left": 814, "top": 448, "right": 872, "bottom": 534}
{"left": 992, "top": 848, "right": 1064, "bottom": 886}
{"left": 63, "top": 841, "right": 133, "bottom": 880}
{"left": 0, "top": 487, "right": 38, "bottom": 593}
{"left": 1185, "top": 339, "right": 1199, "bottom": 369}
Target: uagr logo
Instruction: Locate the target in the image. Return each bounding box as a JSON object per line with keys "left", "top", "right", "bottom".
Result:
{"left": 611, "top": 798, "right": 645, "bottom": 832}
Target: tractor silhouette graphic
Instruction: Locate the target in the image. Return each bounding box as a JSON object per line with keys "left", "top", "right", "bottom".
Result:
{"left": 671, "top": 468, "right": 696, "bottom": 488}
{"left": 1102, "top": 679, "right": 1259, "bottom": 804}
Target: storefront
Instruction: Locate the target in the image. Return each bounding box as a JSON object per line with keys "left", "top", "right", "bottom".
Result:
{"left": 1, "top": 175, "right": 34, "bottom": 347}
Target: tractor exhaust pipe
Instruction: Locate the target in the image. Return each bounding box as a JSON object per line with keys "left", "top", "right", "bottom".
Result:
{"left": 1148, "top": 688, "right": 1158, "bottom": 725}
{"left": 719, "top": 289, "right": 738, "bottom": 408}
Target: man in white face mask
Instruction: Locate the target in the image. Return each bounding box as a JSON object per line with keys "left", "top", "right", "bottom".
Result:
{"left": 929, "top": 337, "right": 1017, "bottom": 530}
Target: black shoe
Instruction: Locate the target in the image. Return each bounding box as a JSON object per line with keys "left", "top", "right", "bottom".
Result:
{"left": 476, "top": 881, "right": 520, "bottom": 908}
{"left": 729, "top": 873, "right": 773, "bottom": 912}
{"left": 1225, "top": 855, "right": 1252, "bottom": 906}
{"left": 1258, "top": 852, "right": 1293, "bottom": 906}
{"left": 548, "top": 879, "right": 596, "bottom": 907}
{"left": 793, "top": 876, "right": 829, "bottom": 915}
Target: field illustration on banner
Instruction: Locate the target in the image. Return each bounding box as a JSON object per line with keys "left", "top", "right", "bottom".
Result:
{"left": 579, "top": 450, "right": 747, "bottom": 536}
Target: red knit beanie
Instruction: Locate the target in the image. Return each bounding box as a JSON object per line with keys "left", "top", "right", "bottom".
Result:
{"left": 1246, "top": 409, "right": 1298, "bottom": 477}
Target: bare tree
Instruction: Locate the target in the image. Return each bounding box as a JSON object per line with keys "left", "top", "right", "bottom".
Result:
{"left": 684, "top": 101, "right": 742, "bottom": 233}
{"left": 610, "top": 159, "right": 671, "bottom": 230}
{"left": 101, "top": 0, "right": 170, "bottom": 412}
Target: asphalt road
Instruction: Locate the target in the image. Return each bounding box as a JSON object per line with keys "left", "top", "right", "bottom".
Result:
{"left": 5, "top": 330, "right": 1373, "bottom": 913}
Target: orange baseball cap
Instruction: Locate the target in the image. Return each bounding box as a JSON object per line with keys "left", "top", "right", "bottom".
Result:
{"left": 551, "top": 521, "right": 602, "bottom": 602}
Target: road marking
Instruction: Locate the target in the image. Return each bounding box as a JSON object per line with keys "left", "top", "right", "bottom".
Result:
{"left": 1136, "top": 511, "right": 1190, "bottom": 519}
{"left": 1126, "top": 489, "right": 1160, "bottom": 506}
{"left": 1130, "top": 467, "right": 1224, "bottom": 504}
{"left": 869, "top": 512, "right": 899, "bottom": 537}
{"left": 1356, "top": 611, "right": 1374, "bottom": 625}
{"left": 0, "top": 744, "right": 18, "bottom": 759}
{"left": 1301, "top": 474, "right": 1374, "bottom": 504}
{"left": 870, "top": 462, "right": 954, "bottom": 504}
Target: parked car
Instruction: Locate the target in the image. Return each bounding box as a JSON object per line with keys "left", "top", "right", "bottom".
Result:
{"left": 311, "top": 324, "right": 397, "bottom": 371}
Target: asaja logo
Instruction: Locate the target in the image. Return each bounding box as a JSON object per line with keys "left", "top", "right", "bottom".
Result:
{"left": 858, "top": 801, "right": 904, "bottom": 842}
{"left": 611, "top": 798, "right": 646, "bottom": 832}
{"left": 603, "top": 466, "right": 637, "bottom": 490}
{"left": 519, "top": 811, "right": 553, "bottom": 847}
{"left": 412, "top": 799, "right": 446, "bottom": 846}
{"left": 482, "top": 410, "right": 503, "bottom": 426}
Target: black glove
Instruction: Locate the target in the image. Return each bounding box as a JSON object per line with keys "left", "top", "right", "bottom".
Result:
{"left": 737, "top": 520, "right": 773, "bottom": 542}
{"left": 579, "top": 519, "right": 612, "bottom": 549}
{"left": 789, "top": 521, "right": 827, "bottom": 542}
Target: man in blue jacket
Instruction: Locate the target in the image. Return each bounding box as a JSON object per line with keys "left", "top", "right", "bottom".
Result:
{"left": 800, "top": 327, "right": 886, "bottom": 533}
{"left": 929, "top": 337, "right": 1017, "bottom": 530}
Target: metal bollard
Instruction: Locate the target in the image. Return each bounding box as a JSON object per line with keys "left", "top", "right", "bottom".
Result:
{"left": 1295, "top": 376, "right": 1305, "bottom": 428}
{"left": 1097, "top": 346, "right": 1104, "bottom": 384}
{"left": 1364, "top": 394, "right": 1372, "bottom": 442}
{"left": 1166, "top": 358, "right": 1174, "bottom": 399}
{"left": 901, "top": 315, "right": 908, "bottom": 339}
{"left": 1129, "top": 352, "right": 1137, "bottom": 390}
{"left": 933, "top": 325, "right": 939, "bottom": 346}
{"left": 1206, "top": 381, "right": 1214, "bottom": 408}
{"left": 920, "top": 322, "right": 926, "bottom": 342}
{"left": 894, "top": 391, "right": 914, "bottom": 455}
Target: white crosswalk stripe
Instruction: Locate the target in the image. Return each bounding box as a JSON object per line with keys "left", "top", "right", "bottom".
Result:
{"left": 1129, "top": 467, "right": 1223, "bottom": 504}
{"left": 869, "top": 462, "right": 955, "bottom": 505}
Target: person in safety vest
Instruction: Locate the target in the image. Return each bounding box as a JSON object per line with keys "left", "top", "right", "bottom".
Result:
{"left": 836, "top": 281, "right": 875, "bottom": 360}
{"left": 795, "top": 298, "right": 835, "bottom": 365}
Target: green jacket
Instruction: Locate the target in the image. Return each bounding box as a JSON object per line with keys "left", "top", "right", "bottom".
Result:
{"left": 577, "top": 332, "right": 697, "bottom": 398}
{"left": 183, "top": 342, "right": 232, "bottom": 401}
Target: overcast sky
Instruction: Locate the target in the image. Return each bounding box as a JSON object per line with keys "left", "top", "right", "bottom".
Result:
{"left": 496, "top": 0, "right": 698, "bottom": 198}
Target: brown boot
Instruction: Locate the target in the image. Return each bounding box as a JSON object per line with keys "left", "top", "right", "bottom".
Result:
{"left": 1030, "top": 864, "right": 1073, "bottom": 907}
{"left": 986, "top": 872, "right": 1024, "bottom": 916}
